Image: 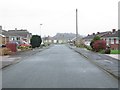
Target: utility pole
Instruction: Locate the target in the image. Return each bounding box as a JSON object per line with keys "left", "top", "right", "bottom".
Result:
{"left": 76, "top": 9, "right": 78, "bottom": 46}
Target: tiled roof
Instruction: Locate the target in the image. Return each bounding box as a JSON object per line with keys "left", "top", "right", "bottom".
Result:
{"left": 0, "top": 30, "right": 10, "bottom": 37}
{"left": 8, "top": 30, "right": 31, "bottom": 37}
{"left": 83, "top": 31, "right": 111, "bottom": 39}
{"left": 0, "top": 29, "right": 32, "bottom": 38}
{"left": 103, "top": 30, "right": 120, "bottom": 37}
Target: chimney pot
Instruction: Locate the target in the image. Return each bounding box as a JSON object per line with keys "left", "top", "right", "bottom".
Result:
{"left": 93, "top": 33, "right": 95, "bottom": 35}
{"left": 112, "top": 29, "right": 116, "bottom": 33}
{"left": 97, "top": 32, "right": 100, "bottom": 34}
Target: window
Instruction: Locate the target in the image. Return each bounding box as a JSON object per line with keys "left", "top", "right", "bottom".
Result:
{"left": 17, "top": 37, "right": 20, "bottom": 40}
{"left": 12, "top": 37, "right": 15, "bottom": 41}
{"left": 109, "top": 38, "right": 111, "bottom": 44}
{"left": 114, "top": 38, "right": 116, "bottom": 44}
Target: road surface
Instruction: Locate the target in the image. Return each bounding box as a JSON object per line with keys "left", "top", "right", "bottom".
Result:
{"left": 2, "top": 45, "right": 118, "bottom": 88}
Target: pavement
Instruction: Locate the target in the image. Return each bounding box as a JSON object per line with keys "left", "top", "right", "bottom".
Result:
{"left": 68, "top": 45, "right": 119, "bottom": 79}
{"left": 105, "top": 54, "right": 120, "bottom": 60}
{"left": 0, "top": 46, "right": 51, "bottom": 69}
{"left": 2, "top": 45, "right": 118, "bottom": 88}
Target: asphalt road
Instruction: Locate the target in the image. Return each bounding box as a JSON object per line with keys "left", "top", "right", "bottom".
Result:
{"left": 2, "top": 45, "right": 118, "bottom": 88}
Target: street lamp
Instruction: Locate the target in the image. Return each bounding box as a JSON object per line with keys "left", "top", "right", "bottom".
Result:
{"left": 40, "top": 24, "right": 43, "bottom": 37}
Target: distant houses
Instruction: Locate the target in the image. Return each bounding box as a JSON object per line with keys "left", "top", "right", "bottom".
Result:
{"left": 83, "top": 29, "right": 120, "bottom": 50}
{"left": 42, "top": 33, "right": 80, "bottom": 44}
{"left": 0, "top": 26, "right": 32, "bottom": 46}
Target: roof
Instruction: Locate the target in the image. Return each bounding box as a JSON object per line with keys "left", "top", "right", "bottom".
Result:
{"left": 103, "top": 30, "right": 120, "bottom": 37}
{"left": 0, "top": 34, "right": 5, "bottom": 37}
{"left": 8, "top": 30, "right": 32, "bottom": 37}
{"left": 71, "top": 36, "right": 82, "bottom": 41}
{"left": 0, "top": 30, "right": 10, "bottom": 37}
{"left": 52, "top": 33, "right": 82, "bottom": 40}
{"left": 83, "top": 31, "right": 111, "bottom": 39}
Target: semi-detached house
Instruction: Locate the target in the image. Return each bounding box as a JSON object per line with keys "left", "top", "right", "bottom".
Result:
{"left": 83, "top": 29, "right": 120, "bottom": 50}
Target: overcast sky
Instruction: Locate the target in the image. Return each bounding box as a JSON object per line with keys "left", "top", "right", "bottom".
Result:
{"left": 0, "top": 0, "right": 119, "bottom": 37}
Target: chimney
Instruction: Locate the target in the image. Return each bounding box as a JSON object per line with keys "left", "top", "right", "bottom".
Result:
{"left": 112, "top": 29, "right": 116, "bottom": 33}
{"left": 0, "top": 26, "right": 2, "bottom": 30}
{"left": 97, "top": 32, "right": 100, "bottom": 34}
{"left": 93, "top": 33, "right": 95, "bottom": 35}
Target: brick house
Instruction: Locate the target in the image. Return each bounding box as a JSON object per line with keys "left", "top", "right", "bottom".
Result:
{"left": 102, "top": 29, "right": 120, "bottom": 50}
{"left": 83, "top": 31, "right": 110, "bottom": 46}
{"left": 83, "top": 29, "right": 120, "bottom": 50}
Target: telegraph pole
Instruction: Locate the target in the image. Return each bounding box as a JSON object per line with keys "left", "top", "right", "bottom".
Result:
{"left": 76, "top": 9, "right": 78, "bottom": 46}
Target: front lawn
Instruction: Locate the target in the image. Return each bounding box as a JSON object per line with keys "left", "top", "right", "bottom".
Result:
{"left": 110, "top": 50, "right": 120, "bottom": 54}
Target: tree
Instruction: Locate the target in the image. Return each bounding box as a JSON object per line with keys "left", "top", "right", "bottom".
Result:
{"left": 93, "top": 35, "right": 101, "bottom": 41}
{"left": 90, "top": 35, "right": 106, "bottom": 52}
{"left": 90, "top": 36, "right": 101, "bottom": 50}
{"left": 30, "top": 35, "right": 42, "bottom": 48}
{"left": 92, "top": 40, "right": 106, "bottom": 52}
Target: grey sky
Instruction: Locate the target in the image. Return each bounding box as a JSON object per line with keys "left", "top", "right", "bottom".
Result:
{"left": 0, "top": 0, "right": 119, "bottom": 37}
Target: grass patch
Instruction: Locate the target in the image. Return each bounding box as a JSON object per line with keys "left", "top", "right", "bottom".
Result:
{"left": 110, "top": 50, "right": 120, "bottom": 54}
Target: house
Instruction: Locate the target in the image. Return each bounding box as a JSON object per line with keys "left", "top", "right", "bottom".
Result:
{"left": 102, "top": 29, "right": 120, "bottom": 50}
{"left": 8, "top": 28, "right": 32, "bottom": 44}
{"left": 0, "top": 26, "right": 32, "bottom": 45}
{"left": 83, "top": 29, "right": 120, "bottom": 50}
{"left": 83, "top": 31, "right": 111, "bottom": 46}
{"left": 0, "top": 26, "right": 9, "bottom": 46}
{"left": 52, "top": 33, "right": 78, "bottom": 44}
{"left": 42, "top": 36, "right": 54, "bottom": 44}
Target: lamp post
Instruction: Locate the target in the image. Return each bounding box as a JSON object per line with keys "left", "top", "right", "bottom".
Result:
{"left": 40, "top": 24, "right": 43, "bottom": 37}
{"left": 40, "top": 24, "right": 43, "bottom": 44}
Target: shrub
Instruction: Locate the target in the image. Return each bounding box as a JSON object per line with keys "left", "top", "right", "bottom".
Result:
{"left": 93, "top": 35, "right": 101, "bottom": 41}
{"left": 90, "top": 36, "right": 100, "bottom": 50}
{"left": 30, "top": 35, "right": 42, "bottom": 48}
{"left": 92, "top": 40, "right": 106, "bottom": 52}
{"left": 0, "top": 48, "right": 12, "bottom": 55}
{"left": 85, "top": 45, "right": 92, "bottom": 50}
{"left": 105, "top": 49, "right": 111, "bottom": 54}
{"left": 90, "top": 40, "right": 94, "bottom": 50}
{"left": 99, "top": 49, "right": 105, "bottom": 54}
{"left": 18, "top": 46, "right": 30, "bottom": 50}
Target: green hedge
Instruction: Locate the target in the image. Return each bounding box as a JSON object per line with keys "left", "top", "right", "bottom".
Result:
{"left": 110, "top": 50, "right": 120, "bottom": 54}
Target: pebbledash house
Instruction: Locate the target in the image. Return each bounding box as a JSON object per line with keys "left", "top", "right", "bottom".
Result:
{"left": 0, "top": 26, "right": 32, "bottom": 45}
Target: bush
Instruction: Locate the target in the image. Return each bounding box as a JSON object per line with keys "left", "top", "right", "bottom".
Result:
{"left": 30, "top": 35, "right": 42, "bottom": 48}
{"left": 92, "top": 40, "right": 106, "bottom": 52}
{"left": 18, "top": 46, "right": 30, "bottom": 50}
{"left": 85, "top": 45, "right": 92, "bottom": 50}
{"left": 0, "top": 48, "right": 12, "bottom": 55}
{"left": 104, "top": 46, "right": 111, "bottom": 54}
{"left": 93, "top": 35, "right": 101, "bottom": 41}
{"left": 90, "top": 35, "right": 101, "bottom": 50}
{"left": 99, "top": 49, "right": 105, "bottom": 54}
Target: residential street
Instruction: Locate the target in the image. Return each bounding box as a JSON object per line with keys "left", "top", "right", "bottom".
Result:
{"left": 2, "top": 45, "right": 118, "bottom": 88}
